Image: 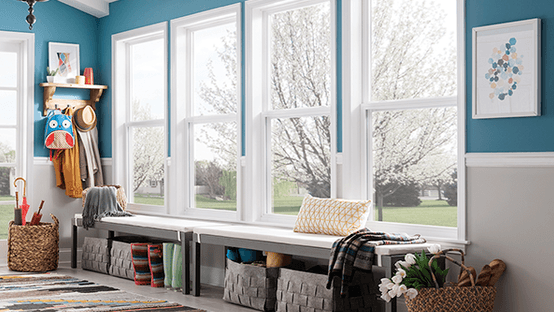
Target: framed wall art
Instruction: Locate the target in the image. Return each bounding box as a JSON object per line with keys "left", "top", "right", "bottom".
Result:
{"left": 472, "top": 18, "right": 541, "bottom": 119}
{"left": 48, "top": 42, "right": 80, "bottom": 84}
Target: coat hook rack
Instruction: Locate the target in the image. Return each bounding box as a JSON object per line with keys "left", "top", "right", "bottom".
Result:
{"left": 39, "top": 83, "right": 108, "bottom": 116}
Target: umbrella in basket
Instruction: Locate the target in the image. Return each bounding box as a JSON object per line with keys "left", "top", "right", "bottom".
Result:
{"left": 30, "top": 200, "right": 45, "bottom": 226}
{"left": 14, "top": 178, "right": 29, "bottom": 226}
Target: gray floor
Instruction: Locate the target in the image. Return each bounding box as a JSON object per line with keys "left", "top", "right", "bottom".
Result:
{"left": 0, "top": 264, "right": 256, "bottom": 312}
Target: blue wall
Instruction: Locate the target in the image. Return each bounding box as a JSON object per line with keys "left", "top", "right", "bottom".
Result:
{"left": 466, "top": 0, "right": 554, "bottom": 152}
{"left": 0, "top": 0, "right": 99, "bottom": 158}
{"left": 4, "top": 0, "right": 553, "bottom": 157}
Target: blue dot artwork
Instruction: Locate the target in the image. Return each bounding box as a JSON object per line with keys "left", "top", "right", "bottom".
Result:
{"left": 484, "top": 37, "right": 523, "bottom": 101}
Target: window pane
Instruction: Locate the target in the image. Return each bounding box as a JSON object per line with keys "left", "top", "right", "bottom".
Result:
{"left": 193, "top": 23, "right": 237, "bottom": 116}
{"left": 0, "top": 128, "right": 16, "bottom": 164}
{"left": 0, "top": 166, "right": 16, "bottom": 240}
{"left": 370, "top": 0, "right": 457, "bottom": 101}
{"left": 372, "top": 107, "right": 457, "bottom": 227}
{"left": 270, "top": 2, "right": 331, "bottom": 110}
{"left": 130, "top": 126, "right": 165, "bottom": 206}
{"left": 0, "top": 51, "right": 17, "bottom": 88}
{"left": 271, "top": 116, "right": 331, "bottom": 215}
{"left": 131, "top": 39, "right": 165, "bottom": 121}
{"left": 0, "top": 90, "right": 17, "bottom": 125}
{"left": 193, "top": 122, "right": 237, "bottom": 211}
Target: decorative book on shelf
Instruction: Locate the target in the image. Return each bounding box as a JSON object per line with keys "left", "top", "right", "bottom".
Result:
{"left": 39, "top": 83, "right": 108, "bottom": 116}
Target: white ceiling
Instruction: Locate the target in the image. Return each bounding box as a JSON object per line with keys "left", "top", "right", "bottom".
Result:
{"left": 57, "top": 0, "right": 118, "bottom": 18}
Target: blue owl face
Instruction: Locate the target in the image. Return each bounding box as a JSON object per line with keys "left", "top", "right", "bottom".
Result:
{"left": 45, "top": 110, "right": 75, "bottom": 149}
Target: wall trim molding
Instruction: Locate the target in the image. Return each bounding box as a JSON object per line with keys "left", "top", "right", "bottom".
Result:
{"left": 34, "top": 157, "right": 113, "bottom": 167}
{"left": 465, "top": 152, "right": 554, "bottom": 167}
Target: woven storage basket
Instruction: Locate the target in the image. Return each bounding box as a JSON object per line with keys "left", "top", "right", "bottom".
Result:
{"left": 405, "top": 249, "right": 497, "bottom": 312}
{"left": 82, "top": 185, "right": 127, "bottom": 210}
{"left": 8, "top": 214, "right": 59, "bottom": 272}
{"left": 81, "top": 237, "right": 110, "bottom": 274}
{"left": 223, "top": 258, "right": 280, "bottom": 311}
{"left": 276, "top": 267, "right": 379, "bottom": 312}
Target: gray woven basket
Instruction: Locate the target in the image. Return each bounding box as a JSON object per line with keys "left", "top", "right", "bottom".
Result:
{"left": 223, "top": 258, "right": 280, "bottom": 311}
{"left": 109, "top": 240, "right": 135, "bottom": 280}
{"left": 81, "top": 237, "right": 109, "bottom": 274}
{"left": 276, "top": 268, "right": 379, "bottom": 312}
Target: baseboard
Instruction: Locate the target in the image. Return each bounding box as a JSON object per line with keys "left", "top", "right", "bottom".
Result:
{"left": 465, "top": 152, "right": 554, "bottom": 167}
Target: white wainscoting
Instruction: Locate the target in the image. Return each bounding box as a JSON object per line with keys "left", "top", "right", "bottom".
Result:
{"left": 466, "top": 152, "right": 554, "bottom": 167}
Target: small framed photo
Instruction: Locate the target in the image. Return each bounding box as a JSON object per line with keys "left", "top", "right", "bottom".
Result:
{"left": 48, "top": 42, "right": 80, "bottom": 84}
{"left": 472, "top": 18, "right": 541, "bottom": 119}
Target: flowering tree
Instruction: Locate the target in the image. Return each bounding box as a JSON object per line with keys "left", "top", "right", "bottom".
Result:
{"left": 199, "top": 0, "right": 456, "bottom": 213}
{"left": 131, "top": 100, "right": 165, "bottom": 194}
{"left": 371, "top": 0, "right": 457, "bottom": 220}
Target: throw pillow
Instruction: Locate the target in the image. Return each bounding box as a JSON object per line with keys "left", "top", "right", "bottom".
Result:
{"left": 293, "top": 195, "right": 371, "bottom": 236}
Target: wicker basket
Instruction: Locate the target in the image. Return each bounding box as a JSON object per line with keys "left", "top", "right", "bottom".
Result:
{"left": 405, "top": 249, "right": 497, "bottom": 312}
{"left": 82, "top": 185, "right": 127, "bottom": 210}
{"left": 8, "top": 214, "right": 59, "bottom": 272}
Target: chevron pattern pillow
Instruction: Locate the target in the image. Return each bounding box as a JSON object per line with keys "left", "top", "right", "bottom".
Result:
{"left": 293, "top": 195, "right": 371, "bottom": 236}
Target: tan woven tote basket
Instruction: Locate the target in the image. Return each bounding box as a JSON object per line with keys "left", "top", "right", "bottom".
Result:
{"left": 8, "top": 214, "right": 59, "bottom": 272}
{"left": 405, "top": 286, "right": 497, "bottom": 312}
{"left": 405, "top": 249, "right": 497, "bottom": 312}
{"left": 82, "top": 185, "right": 127, "bottom": 210}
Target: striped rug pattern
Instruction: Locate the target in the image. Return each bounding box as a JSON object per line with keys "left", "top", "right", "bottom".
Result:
{"left": 0, "top": 273, "right": 205, "bottom": 311}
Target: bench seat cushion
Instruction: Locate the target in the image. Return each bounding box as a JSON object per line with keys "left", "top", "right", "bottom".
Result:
{"left": 73, "top": 213, "right": 224, "bottom": 231}
{"left": 194, "top": 225, "right": 433, "bottom": 256}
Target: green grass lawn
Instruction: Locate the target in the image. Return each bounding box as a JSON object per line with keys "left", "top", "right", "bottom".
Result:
{"left": 377, "top": 200, "right": 457, "bottom": 227}
{"left": 131, "top": 194, "right": 456, "bottom": 227}
{"left": 0, "top": 204, "right": 13, "bottom": 239}
{"left": 0, "top": 195, "right": 15, "bottom": 201}
{"left": 133, "top": 194, "right": 165, "bottom": 206}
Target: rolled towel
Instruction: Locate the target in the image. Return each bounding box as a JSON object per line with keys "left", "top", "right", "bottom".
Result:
{"left": 148, "top": 244, "right": 164, "bottom": 287}
{"left": 131, "top": 243, "right": 151, "bottom": 286}
{"left": 172, "top": 244, "right": 183, "bottom": 289}
{"left": 163, "top": 243, "right": 174, "bottom": 288}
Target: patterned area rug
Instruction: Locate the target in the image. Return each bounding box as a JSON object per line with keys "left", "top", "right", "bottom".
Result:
{"left": 0, "top": 273, "right": 205, "bottom": 311}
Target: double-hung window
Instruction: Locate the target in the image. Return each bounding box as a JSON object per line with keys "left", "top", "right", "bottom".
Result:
{"left": 113, "top": 23, "right": 168, "bottom": 213}
{"left": 246, "top": 0, "right": 336, "bottom": 223}
{"left": 345, "top": 0, "right": 465, "bottom": 240}
{"left": 171, "top": 4, "right": 241, "bottom": 219}
{"left": 0, "top": 31, "right": 33, "bottom": 241}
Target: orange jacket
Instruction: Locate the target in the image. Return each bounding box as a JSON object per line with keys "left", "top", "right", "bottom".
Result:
{"left": 52, "top": 108, "right": 82, "bottom": 198}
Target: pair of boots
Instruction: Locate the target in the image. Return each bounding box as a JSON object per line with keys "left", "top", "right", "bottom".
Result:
{"left": 130, "top": 242, "right": 183, "bottom": 288}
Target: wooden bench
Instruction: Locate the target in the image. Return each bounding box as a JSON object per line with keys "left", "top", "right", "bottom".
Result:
{"left": 192, "top": 224, "right": 433, "bottom": 312}
{"left": 71, "top": 214, "right": 223, "bottom": 294}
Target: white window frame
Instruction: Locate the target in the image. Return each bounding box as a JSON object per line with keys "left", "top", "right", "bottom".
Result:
{"left": 170, "top": 4, "right": 242, "bottom": 220}
{"left": 246, "top": 0, "right": 337, "bottom": 225}
{"left": 0, "top": 31, "right": 34, "bottom": 258}
{"left": 112, "top": 22, "right": 168, "bottom": 214}
{"left": 341, "top": 0, "right": 466, "bottom": 242}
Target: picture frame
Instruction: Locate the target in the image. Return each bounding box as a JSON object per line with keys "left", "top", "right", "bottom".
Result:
{"left": 472, "top": 18, "right": 541, "bottom": 119}
{"left": 48, "top": 42, "right": 80, "bottom": 84}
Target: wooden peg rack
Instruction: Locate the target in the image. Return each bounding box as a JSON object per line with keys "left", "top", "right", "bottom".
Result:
{"left": 39, "top": 83, "right": 108, "bottom": 116}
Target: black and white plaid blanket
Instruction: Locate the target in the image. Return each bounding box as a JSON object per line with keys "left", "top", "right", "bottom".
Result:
{"left": 326, "top": 228, "right": 426, "bottom": 295}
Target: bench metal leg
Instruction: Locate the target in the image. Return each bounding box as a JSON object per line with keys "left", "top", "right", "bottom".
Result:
{"left": 71, "top": 222, "right": 77, "bottom": 268}
{"left": 192, "top": 241, "right": 201, "bottom": 296}
{"left": 181, "top": 232, "right": 191, "bottom": 295}
{"left": 383, "top": 255, "right": 398, "bottom": 312}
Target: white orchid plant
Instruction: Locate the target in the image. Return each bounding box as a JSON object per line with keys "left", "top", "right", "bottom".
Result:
{"left": 379, "top": 244, "right": 448, "bottom": 302}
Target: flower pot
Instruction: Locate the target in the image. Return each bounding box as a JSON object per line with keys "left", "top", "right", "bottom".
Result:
{"left": 47, "top": 76, "right": 54, "bottom": 83}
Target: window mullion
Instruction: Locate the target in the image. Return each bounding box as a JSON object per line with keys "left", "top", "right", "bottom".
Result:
{"left": 263, "top": 106, "right": 331, "bottom": 119}
{"left": 363, "top": 96, "right": 458, "bottom": 111}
